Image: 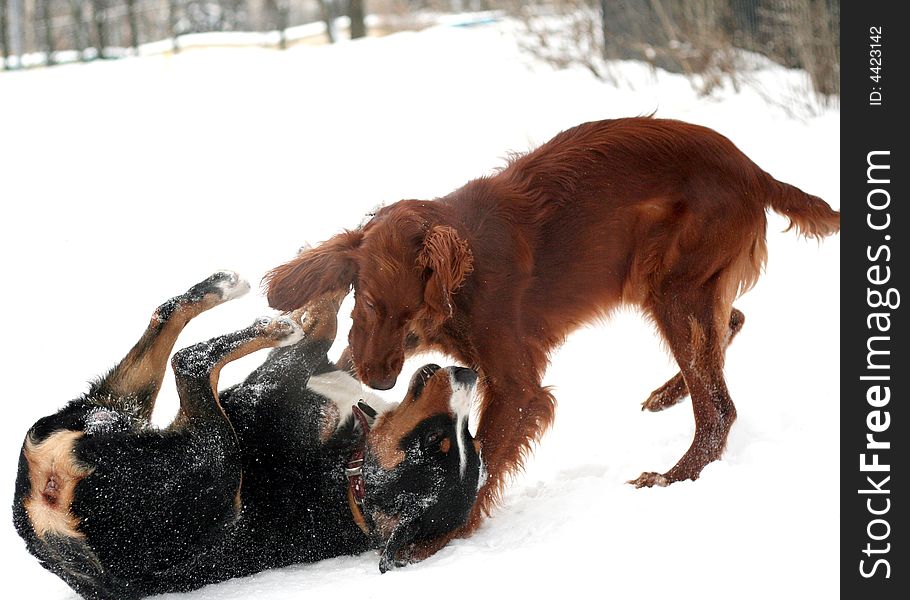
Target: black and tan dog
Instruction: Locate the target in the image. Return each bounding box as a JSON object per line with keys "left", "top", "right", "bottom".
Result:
{"left": 13, "top": 271, "right": 483, "bottom": 599}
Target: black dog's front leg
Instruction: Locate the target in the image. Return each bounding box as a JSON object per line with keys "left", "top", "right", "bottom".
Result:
{"left": 379, "top": 518, "right": 421, "bottom": 574}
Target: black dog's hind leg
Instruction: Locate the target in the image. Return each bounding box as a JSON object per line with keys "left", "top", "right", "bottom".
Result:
{"left": 171, "top": 315, "right": 304, "bottom": 428}
{"left": 168, "top": 315, "right": 304, "bottom": 515}
{"left": 244, "top": 293, "right": 345, "bottom": 386}
{"left": 91, "top": 270, "right": 250, "bottom": 422}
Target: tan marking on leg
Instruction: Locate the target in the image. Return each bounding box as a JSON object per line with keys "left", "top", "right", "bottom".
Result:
{"left": 370, "top": 510, "right": 402, "bottom": 540}
{"left": 22, "top": 430, "right": 93, "bottom": 539}
{"left": 234, "top": 473, "right": 243, "bottom": 516}
{"left": 320, "top": 399, "right": 341, "bottom": 443}
{"left": 111, "top": 294, "right": 227, "bottom": 392}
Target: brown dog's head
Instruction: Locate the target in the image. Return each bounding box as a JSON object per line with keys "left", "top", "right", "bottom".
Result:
{"left": 362, "top": 363, "right": 483, "bottom": 572}
{"left": 265, "top": 201, "right": 473, "bottom": 390}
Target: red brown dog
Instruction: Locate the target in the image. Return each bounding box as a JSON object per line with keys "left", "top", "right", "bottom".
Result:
{"left": 265, "top": 117, "right": 839, "bottom": 557}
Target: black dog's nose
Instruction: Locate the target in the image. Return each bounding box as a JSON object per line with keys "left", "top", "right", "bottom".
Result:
{"left": 451, "top": 367, "right": 478, "bottom": 387}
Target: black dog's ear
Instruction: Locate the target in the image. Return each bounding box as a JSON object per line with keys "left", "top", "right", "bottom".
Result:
{"left": 417, "top": 226, "right": 473, "bottom": 326}
{"left": 264, "top": 230, "right": 363, "bottom": 311}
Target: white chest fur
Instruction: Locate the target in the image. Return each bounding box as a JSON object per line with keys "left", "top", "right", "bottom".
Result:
{"left": 307, "top": 371, "right": 393, "bottom": 432}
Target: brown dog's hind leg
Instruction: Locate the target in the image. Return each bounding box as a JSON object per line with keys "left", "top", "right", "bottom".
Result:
{"left": 93, "top": 271, "right": 250, "bottom": 422}
{"left": 641, "top": 307, "right": 745, "bottom": 412}
{"left": 631, "top": 292, "right": 737, "bottom": 488}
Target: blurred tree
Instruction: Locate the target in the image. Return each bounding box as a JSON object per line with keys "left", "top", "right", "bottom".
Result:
{"left": 38, "top": 0, "right": 54, "bottom": 65}
{"left": 125, "top": 0, "right": 138, "bottom": 50}
{"left": 91, "top": 0, "right": 108, "bottom": 58}
{"left": 67, "top": 0, "right": 88, "bottom": 61}
{"left": 168, "top": 0, "right": 180, "bottom": 52}
{"left": 277, "top": 0, "right": 289, "bottom": 49}
{"left": 320, "top": 0, "right": 336, "bottom": 44}
{"left": 1, "top": 0, "right": 9, "bottom": 69}
{"left": 349, "top": 0, "right": 365, "bottom": 39}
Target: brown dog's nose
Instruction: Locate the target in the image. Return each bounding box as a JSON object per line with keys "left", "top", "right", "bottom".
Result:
{"left": 368, "top": 376, "right": 398, "bottom": 390}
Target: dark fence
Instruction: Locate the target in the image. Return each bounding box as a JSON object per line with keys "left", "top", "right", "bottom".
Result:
{"left": 2, "top": 0, "right": 839, "bottom": 99}
{"left": 0, "top": 0, "right": 363, "bottom": 66}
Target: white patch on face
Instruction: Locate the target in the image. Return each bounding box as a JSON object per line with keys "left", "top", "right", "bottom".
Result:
{"left": 307, "top": 371, "right": 394, "bottom": 432}
{"left": 448, "top": 371, "right": 477, "bottom": 480}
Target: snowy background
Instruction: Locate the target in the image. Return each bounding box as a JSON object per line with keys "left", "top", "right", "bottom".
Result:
{"left": 0, "top": 19, "right": 839, "bottom": 600}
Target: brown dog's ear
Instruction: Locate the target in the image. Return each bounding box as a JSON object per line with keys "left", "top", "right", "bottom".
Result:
{"left": 264, "top": 230, "right": 363, "bottom": 311}
{"left": 417, "top": 226, "right": 473, "bottom": 324}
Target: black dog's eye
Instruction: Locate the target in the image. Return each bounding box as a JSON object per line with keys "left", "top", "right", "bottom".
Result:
{"left": 424, "top": 429, "right": 444, "bottom": 447}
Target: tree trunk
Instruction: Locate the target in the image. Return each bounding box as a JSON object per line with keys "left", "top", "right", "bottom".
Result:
{"left": 125, "top": 0, "right": 139, "bottom": 51}
{"left": 320, "top": 0, "right": 335, "bottom": 44}
{"left": 40, "top": 0, "right": 54, "bottom": 66}
{"left": 91, "top": 0, "right": 106, "bottom": 59}
{"left": 349, "top": 0, "right": 365, "bottom": 40}
{"left": 1, "top": 0, "right": 9, "bottom": 70}
{"left": 69, "top": 0, "right": 87, "bottom": 61}
{"left": 276, "top": 0, "right": 289, "bottom": 50}
{"left": 168, "top": 0, "right": 179, "bottom": 53}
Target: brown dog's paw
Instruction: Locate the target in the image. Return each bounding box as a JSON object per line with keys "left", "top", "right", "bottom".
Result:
{"left": 628, "top": 472, "right": 669, "bottom": 488}
{"left": 641, "top": 373, "right": 688, "bottom": 412}
{"left": 641, "top": 391, "right": 684, "bottom": 412}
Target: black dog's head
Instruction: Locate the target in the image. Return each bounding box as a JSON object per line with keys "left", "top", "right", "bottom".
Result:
{"left": 363, "top": 364, "right": 483, "bottom": 572}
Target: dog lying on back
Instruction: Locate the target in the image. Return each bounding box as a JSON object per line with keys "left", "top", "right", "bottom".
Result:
{"left": 265, "top": 117, "right": 840, "bottom": 558}
{"left": 13, "top": 271, "right": 482, "bottom": 599}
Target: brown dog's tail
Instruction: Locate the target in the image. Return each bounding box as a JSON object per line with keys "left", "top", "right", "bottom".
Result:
{"left": 765, "top": 179, "right": 840, "bottom": 239}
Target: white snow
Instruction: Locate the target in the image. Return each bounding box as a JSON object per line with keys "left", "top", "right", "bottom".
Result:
{"left": 0, "top": 19, "right": 838, "bottom": 600}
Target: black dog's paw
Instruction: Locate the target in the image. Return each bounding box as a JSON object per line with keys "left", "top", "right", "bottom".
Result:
{"left": 252, "top": 316, "right": 303, "bottom": 346}
{"left": 188, "top": 270, "right": 250, "bottom": 303}
{"left": 378, "top": 542, "right": 415, "bottom": 574}
{"left": 378, "top": 550, "right": 411, "bottom": 574}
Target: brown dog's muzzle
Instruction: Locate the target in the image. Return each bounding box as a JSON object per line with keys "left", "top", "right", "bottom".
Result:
{"left": 361, "top": 356, "right": 403, "bottom": 390}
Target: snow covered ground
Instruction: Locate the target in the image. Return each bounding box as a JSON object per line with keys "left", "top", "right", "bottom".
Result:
{"left": 0, "top": 20, "right": 839, "bottom": 600}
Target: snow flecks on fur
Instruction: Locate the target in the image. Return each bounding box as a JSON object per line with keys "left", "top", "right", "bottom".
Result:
{"left": 213, "top": 271, "right": 250, "bottom": 301}
{"left": 2, "top": 15, "right": 839, "bottom": 600}
{"left": 83, "top": 407, "right": 126, "bottom": 435}
{"left": 358, "top": 203, "right": 386, "bottom": 230}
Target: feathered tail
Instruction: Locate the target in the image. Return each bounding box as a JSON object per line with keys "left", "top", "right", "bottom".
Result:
{"left": 766, "top": 179, "right": 840, "bottom": 239}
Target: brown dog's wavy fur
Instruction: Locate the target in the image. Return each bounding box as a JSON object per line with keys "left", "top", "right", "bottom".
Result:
{"left": 265, "top": 117, "right": 839, "bottom": 552}
{"left": 417, "top": 226, "right": 475, "bottom": 326}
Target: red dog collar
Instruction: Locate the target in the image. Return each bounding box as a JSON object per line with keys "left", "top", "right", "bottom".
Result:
{"left": 346, "top": 401, "right": 377, "bottom": 535}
